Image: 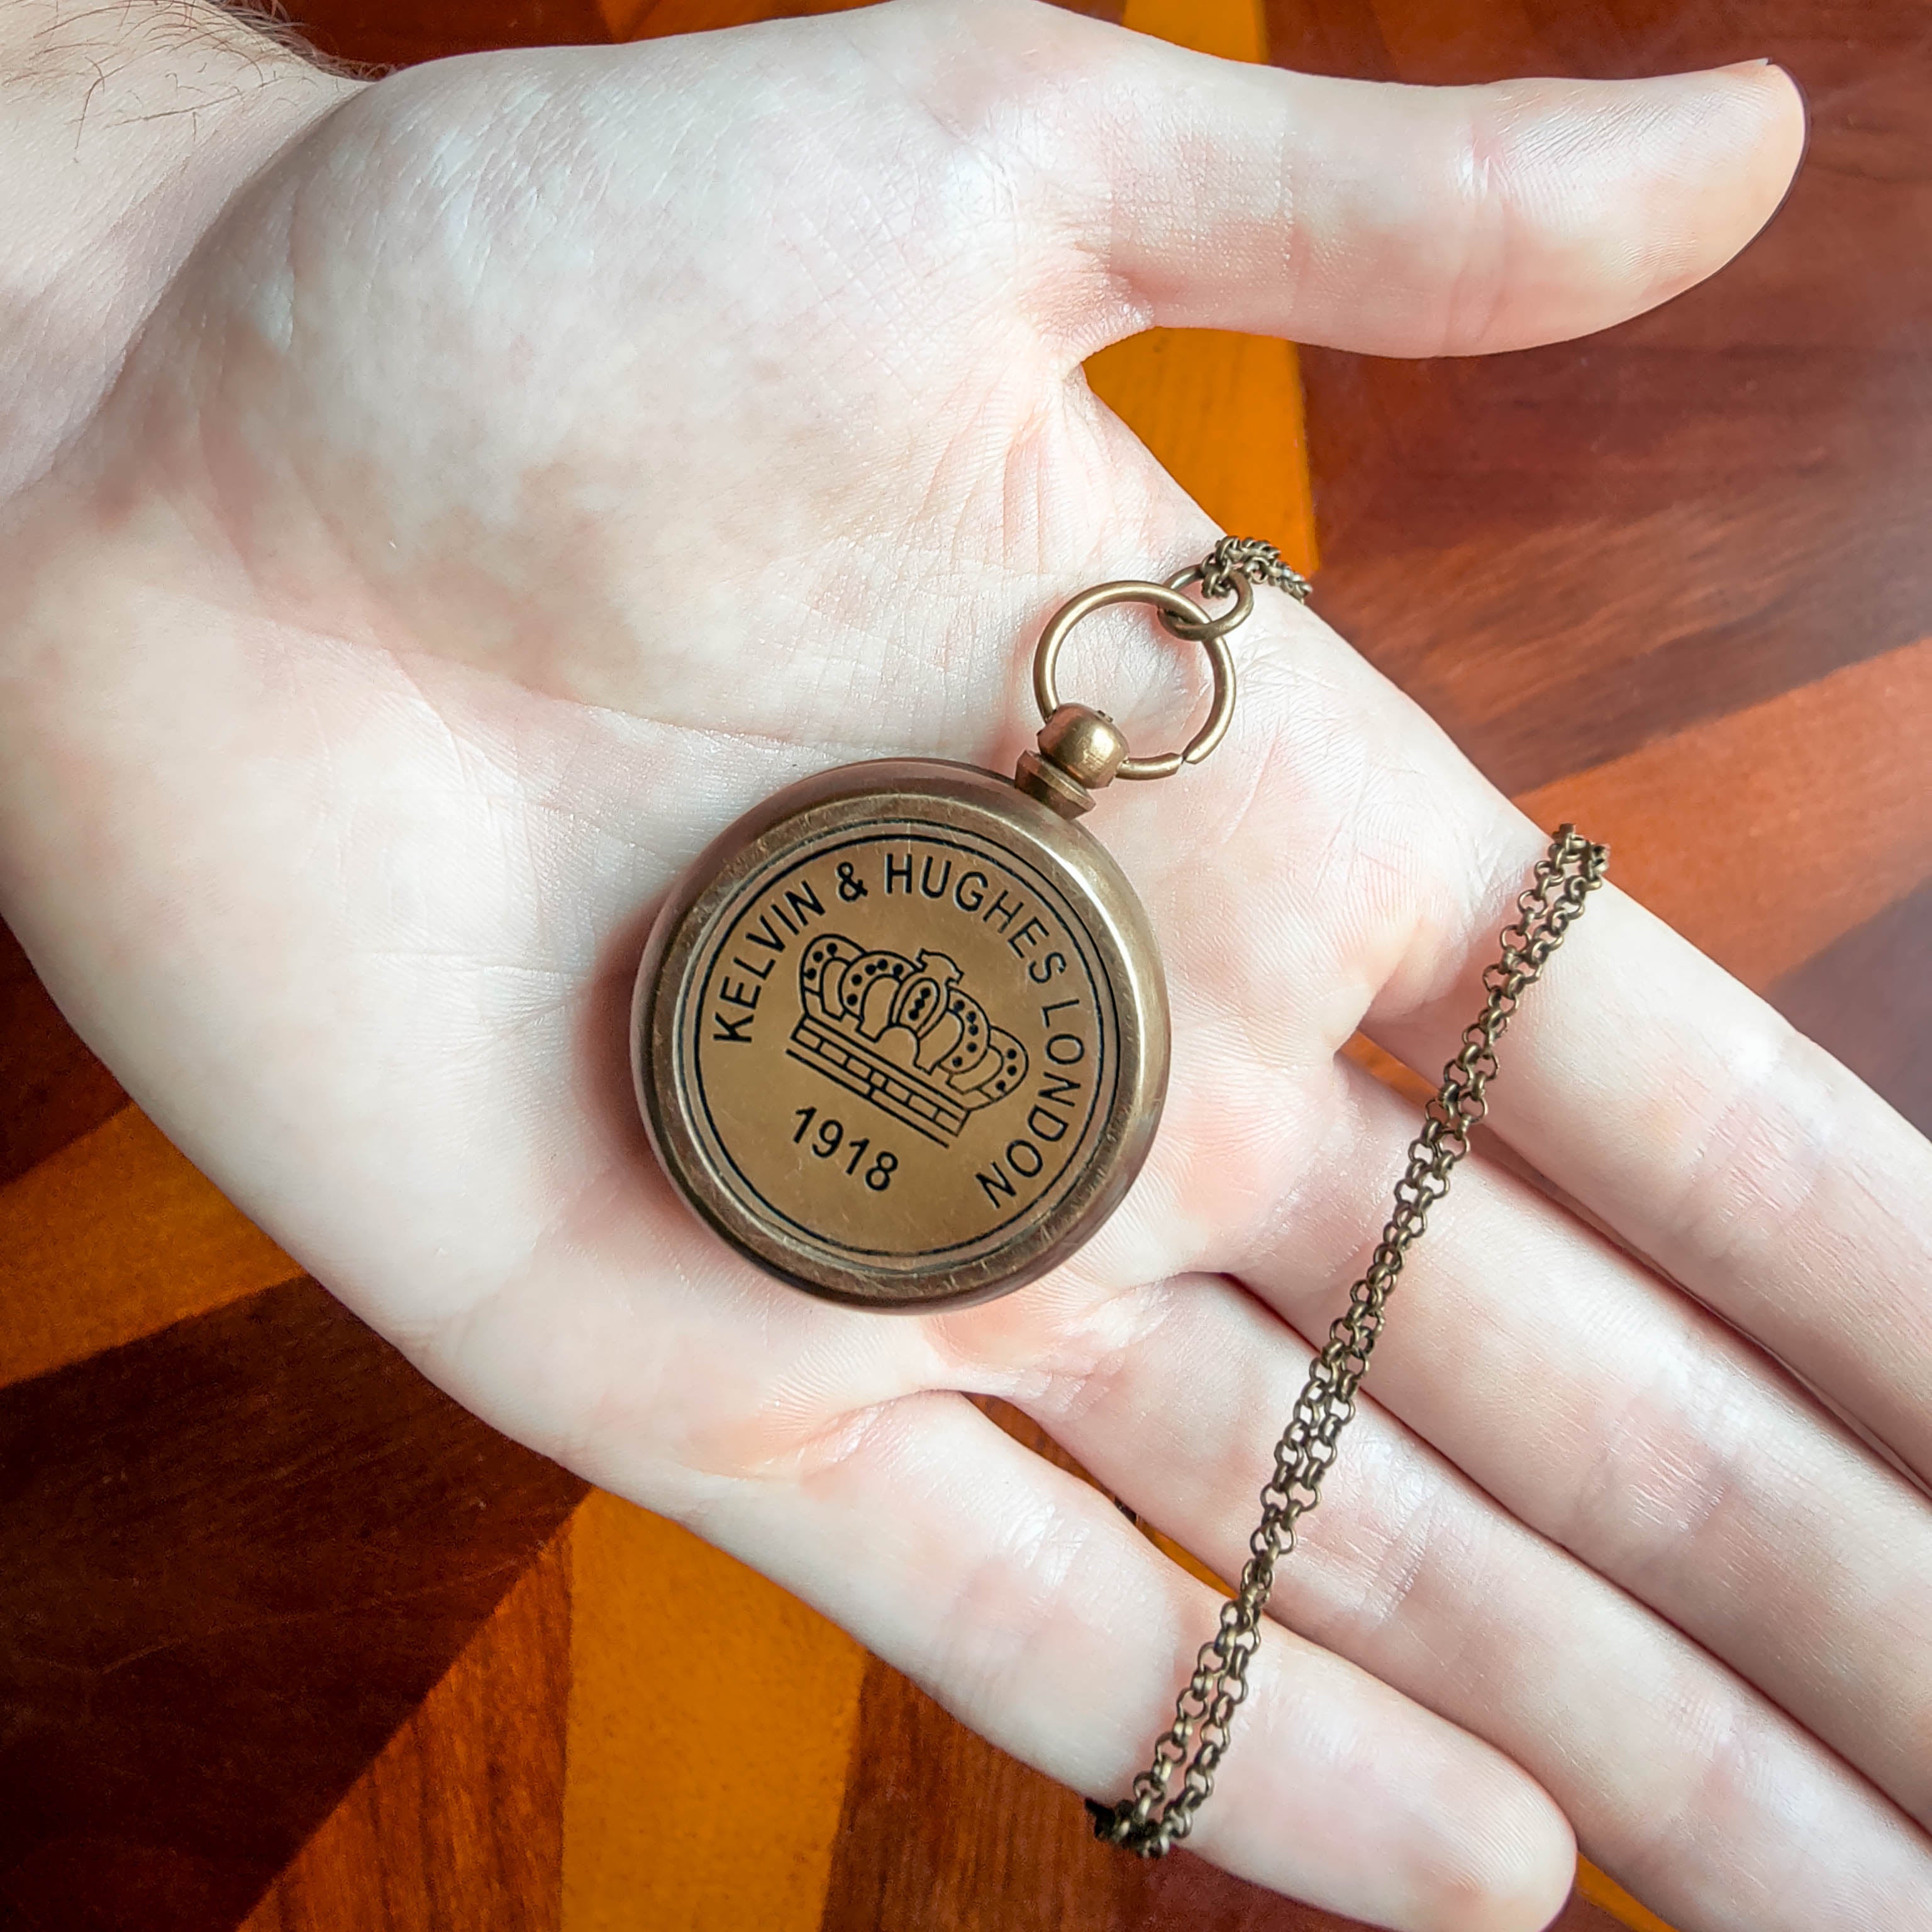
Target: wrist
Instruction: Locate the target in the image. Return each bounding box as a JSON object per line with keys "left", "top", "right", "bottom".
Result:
{"left": 0, "top": 0, "right": 361, "bottom": 499}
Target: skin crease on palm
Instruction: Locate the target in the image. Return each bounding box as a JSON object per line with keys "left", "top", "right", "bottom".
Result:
{"left": 3, "top": 0, "right": 1931, "bottom": 1925}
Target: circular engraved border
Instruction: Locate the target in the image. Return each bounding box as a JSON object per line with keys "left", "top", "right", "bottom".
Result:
{"left": 689, "top": 828, "right": 1113, "bottom": 1262}
{"left": 632, "top": 760, "right": 1170, "bottom": 1309}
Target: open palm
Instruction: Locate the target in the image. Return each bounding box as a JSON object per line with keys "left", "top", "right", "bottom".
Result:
{"left": 4, "top": 4, "right": 1928, "bottom": 1927}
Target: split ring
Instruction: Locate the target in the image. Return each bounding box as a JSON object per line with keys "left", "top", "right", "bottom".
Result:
{"left": 1031, "top": 579, "right": 1240, "bottom": 781}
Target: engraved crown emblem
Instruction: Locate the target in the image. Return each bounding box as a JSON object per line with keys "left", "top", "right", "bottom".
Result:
{"left": 789, "top": 933, "right": 1028, "bottom": 1146}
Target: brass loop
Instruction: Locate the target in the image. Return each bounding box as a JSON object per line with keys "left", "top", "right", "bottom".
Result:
{"left": 1032, "top": 580, "right": 1238, "bottom": 783}
{"left": 1158, "top": 566, "right": 1253, "bottom": 643}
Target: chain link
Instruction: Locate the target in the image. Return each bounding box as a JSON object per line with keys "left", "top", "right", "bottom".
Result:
{"left": 1195, "top": 533, "right": 1313, "bottom": 605}
{"left": 1084, "top": 574, "right": 1607, "bottom": 1855}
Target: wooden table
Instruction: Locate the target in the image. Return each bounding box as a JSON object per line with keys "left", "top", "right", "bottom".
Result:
{"left": 4, "top": 2, "right": 1926, "bottom": 1929}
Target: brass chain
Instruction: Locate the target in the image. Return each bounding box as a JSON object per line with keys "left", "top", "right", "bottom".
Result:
{"left": 1191, "top": 533, "right": 1313, "bottom": 605}
{"left": 1083, "top": 562, "right": 1607, "bottom": 1853}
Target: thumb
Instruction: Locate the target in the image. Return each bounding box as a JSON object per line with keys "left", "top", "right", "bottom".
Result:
{"left": 946, "top": 6, "right": 1806, "bottom": 357}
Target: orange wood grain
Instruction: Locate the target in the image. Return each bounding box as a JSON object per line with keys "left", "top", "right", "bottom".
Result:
{"left": 562, "top": 1490, "right": 867, "bottom": 1932}
{"left": 1518, "top": 634, "right": 1932, "bottom": 992}
{"left": 0, "top": 1104, "right": 292, "bottom": 1387}
{"left": 1574, "top": 1865, "right": 1681, "bottom": 1932}
{"left": 1085, "top": 329, "right": 1319, "bottom": 577}
{"left": 1122, "top": 0, "right": 1265, "bottom": 58}
{"left": 242, "top": 1528, "right": 572, "bottom": 1932}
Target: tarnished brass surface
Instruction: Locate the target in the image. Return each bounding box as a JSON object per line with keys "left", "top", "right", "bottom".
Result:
{"left": 633, "top": 762, "right": 1169, "bottom": 1309}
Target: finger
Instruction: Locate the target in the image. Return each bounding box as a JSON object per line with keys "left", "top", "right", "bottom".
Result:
{"left": 893, "top": 3, "right": 1806, "bottom": 356}
{"left": 1096, "top": 577, "right": 1932, "bottom": 1519}
{"left": 1043, "top": 599, "right": 1932, "bottom": 1838}
{"left": 1367, "top": 812, "right": 1932, "bottom": 1495}
{"left": 1223, "top": 1057, "right": 1932, "bottom": 1835}
{"left": 964, "top": 1265, "right": 1932, "bottom": 1931}
{"left": 628, "top": 1387, "right": 1577, "bottom": 1932}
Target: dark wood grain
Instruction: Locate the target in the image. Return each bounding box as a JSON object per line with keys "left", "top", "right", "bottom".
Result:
{"left": 240, "top": 1528, "right": 572, "bottom": 1932}
{"left": 1772, "top": 878, "right": 1932, "bottom": 1138}
{"left": 0, "top": 919, "right": 123, "bottom": 1189}
{"left": 820, "top": 1656, "right": 1353, "bottom": 1932}
{"left": 821, "top": 1657, "right": 1631, "bottom": 1932}
{"left": 1280, "top": 0, "right": 1932, "bottom": 798}
{"left": 283, "top": 0, "right": 611, "bottom": 69}
{"left": 0, "top": 1277, "right": 584, "bottom": 1932}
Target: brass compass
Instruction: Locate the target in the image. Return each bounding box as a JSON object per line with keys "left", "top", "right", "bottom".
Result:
{"left": 631, "top": 550, "right": 1286, "bottom": 1309}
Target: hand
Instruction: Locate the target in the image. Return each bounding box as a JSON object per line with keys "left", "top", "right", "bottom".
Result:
{"left": 7, "top": 6, "right": 1921, "bottom": 1928}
